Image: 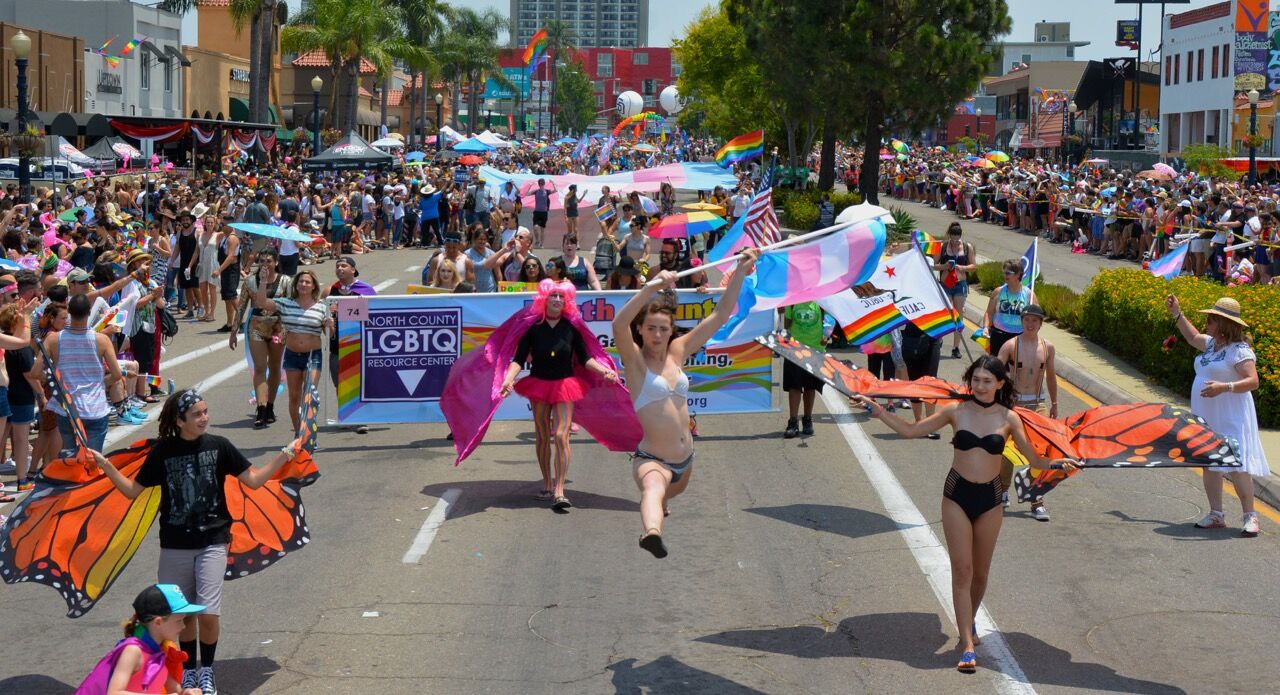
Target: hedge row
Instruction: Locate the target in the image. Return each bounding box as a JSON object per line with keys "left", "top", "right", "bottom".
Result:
{"left": 775, "top": 190, "right": 863, "bottom": 230}
{"left": 973, "top": 261, "right": 1077, "bottom": 329}
{"left": 1078, "top": 268, "right": 1280, "bottom": 427}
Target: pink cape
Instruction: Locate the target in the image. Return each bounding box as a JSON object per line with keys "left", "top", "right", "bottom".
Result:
{"left": 441, "top": 307, "right": 641, "bottom": 465}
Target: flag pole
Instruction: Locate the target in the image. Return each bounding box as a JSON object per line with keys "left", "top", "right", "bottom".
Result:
{"left": 914, "top": 241, "right": 972, "bottom": 362}
{"left": 646, "top": 218, "right": 860, "bottom": 286}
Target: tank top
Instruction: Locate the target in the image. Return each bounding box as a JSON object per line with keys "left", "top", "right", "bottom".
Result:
{"left": 992, "top": 284, "right": 1032, "bottom": 334}
{"left": 51, "top": 328, "right": 110, "bottom": 419}
{"left": 624, "top": 233, "right": 647, "bottom": 259}
{"left": 557, "top": 255, "right": 590, "bottom": 289}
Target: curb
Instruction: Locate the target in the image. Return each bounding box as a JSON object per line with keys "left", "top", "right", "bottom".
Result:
{"left": 957, "top": 296, "right": 1280, "bottom": 513}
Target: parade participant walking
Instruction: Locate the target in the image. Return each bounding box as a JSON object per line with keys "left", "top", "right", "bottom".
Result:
{"left": 230, "top": 248, "right": 291, "bottom": 429}
{"left": 77, "top": 584, "right": 203, "bottom": 695}
{"left": 464, "top": 226, "right": 498, "bottom": 293}
{"left": 981, "top": 259, "right": 1036, "bottom": 357}
{"left": 563, "top": 184, "right": 580, "bottom": 237}
{"left": 94, "top": 389, "right": 305, "bottom": 695}
{"left": 995, "top": 304, "right": 1058, "bottom": 521}
{"left": 253, "top": 269, "right": 329, "bottom": 433}
{"left": 499, "top": 279, "right": 620, "bottom": 510}
{"left": 853, "top": 355, "right": 1078, "bottom": 672}
{"left": 612, "top": 248, "right": 761, "bottom": 558}
{"left": 1166, "top": 295, "right": 1268, "bottom": 537}
{"left": 531, "top": 178, "right": 556, "bottom": 248}
{"left": 934, "top": 222, "right": 977, "bottom": 358}
{"left": 781, "top": 300, "right": 826, "bottom": 439}
{"left": 213, "top": 213, "right": 241, "bottom": 334}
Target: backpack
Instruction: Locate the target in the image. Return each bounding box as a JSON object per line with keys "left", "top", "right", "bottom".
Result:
{"left": 159, "top": 307, "right": 179, "bottom": 343}
{"left": 593, "top": 236, "right": 616, "bottom": 273}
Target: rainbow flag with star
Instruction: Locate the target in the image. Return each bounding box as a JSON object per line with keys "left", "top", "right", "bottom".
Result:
{"left": 522, "top": 28, "right": 548, "bottom": 66}
{"left": 715, "top": 129, "right": 764, "bottom": 168}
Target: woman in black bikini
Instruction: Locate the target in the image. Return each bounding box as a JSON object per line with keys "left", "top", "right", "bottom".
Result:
{"left": 853, "top": 355, "right": 1078, "bottom": 673}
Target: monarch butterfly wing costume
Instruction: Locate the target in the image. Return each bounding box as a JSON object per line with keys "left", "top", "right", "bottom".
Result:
{"left": 0, "top": 442, "right": 158, "bottom": 618}
{"left": 222, "top": 449, "right": 320, "bottom": 579}
{"left": 755, "top": 332, "right": 967, "bottom": 401}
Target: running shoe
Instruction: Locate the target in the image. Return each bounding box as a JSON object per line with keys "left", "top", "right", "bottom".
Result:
{"left": 197, "top": 665, "right": 218, "bottom": 695}
{"left": 120, "top": 409, "right": 148, "bottom": 425}
{"left": 1031, "top": 503, "right": 1050, "bottom": 522}
{"left": 801, "top": 416, "right": 814, "bottom": 436}
{"left": 15, "top": 478, "right": 33, "bottom": 492}
{"left": 1242, "top": 512, "right": 1261, "bottom": 538}
{"left": 784, "top": 417, "right": 799, "bottom": 439}
{"left": 1194, "top": 511, "right": 1226, "bottom": 529}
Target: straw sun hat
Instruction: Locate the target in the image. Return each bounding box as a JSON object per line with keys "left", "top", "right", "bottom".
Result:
{"left": 1199, "top": 297, "right": 1248, "bottom": 328}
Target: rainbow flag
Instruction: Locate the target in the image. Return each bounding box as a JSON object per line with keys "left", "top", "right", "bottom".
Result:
{"left": 913, "top": 230, "right": 942, "bottom": 257}
{"left": 818, "top": 289, "right": 908, "bottom": 345}
{"left": 522, "top": 28, "right": 548, "bottom": 65}
{"left": 101, "top": 55, "right": 120, "bottom": 69}
{"left": 911, "top": 308, "right": 960, "bottom": 339}
{"left": 595, "top": 203, "right": 616, "bottom": 223}
{"left": 120, "top": 37, "right": 142, "bottom": 56}
{"left": 714, "top": 129, "right": 765, "bottom": 168}
{"left": 97, "top": 35, "right": 117, "bottom": 53}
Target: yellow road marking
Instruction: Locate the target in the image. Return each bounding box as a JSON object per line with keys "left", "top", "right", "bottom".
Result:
{"left": 959, "top": 317, "right": 1280, "bottom": 523}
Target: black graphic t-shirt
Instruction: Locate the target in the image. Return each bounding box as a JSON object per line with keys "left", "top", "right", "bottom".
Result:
{"left": 136, "top": 434, "right": 253, "bottom": 549}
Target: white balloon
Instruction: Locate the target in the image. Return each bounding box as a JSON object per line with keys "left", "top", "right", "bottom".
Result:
{"left": 659, "top": 85, "right": 685, "bottom": 115}
{"left": 616, "top": 91, "right": 643, "bottom": 118}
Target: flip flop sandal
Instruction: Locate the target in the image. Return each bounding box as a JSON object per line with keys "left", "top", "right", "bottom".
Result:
{"left": 639, "top": 530, "right": 668, "bottom": 558}
{"left": 552, "top": 495, "right": 572, "bottom": 512}
{"left": 0, "top": 493, "right": 15, "bottom": 503}
{"left": 535, "top": 490, "right": 553, "bottom": 501}
{"left": 957, "top": 651, "right": 977, "bottom": 673}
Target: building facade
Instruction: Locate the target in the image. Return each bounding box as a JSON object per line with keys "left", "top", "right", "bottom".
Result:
{"left": 0, "top": 0, "right": 187, "bottom": 119}
{"left": 0, "top": 24, "right": 83, "bottom": 115}
{"left": 985, "top": 61, "right": 1088, "bottom": 152}
{"left": 989, "top": 22, "right": 1089, "bottom": 76}
{"left": 509, "top": 0, "right": 649, "bottom": 48}
{"left": 1158, "top": 1, "right": 1246, "bottom": 156}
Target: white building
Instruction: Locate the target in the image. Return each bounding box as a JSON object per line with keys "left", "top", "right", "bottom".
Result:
{"left": 1159, "top": 1, "right": 1234, "bottom": 155}
{"left": 990, "top": 22, "right": 1089, "bottom": 76}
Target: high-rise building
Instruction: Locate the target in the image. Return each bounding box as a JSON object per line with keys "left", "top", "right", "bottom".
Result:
{"left": 510, "top": 0, "right": 649, "bottom": 49}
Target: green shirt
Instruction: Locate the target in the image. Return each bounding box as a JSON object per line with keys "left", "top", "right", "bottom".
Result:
{"left": 785, "top": 301, "right": 825, "bottom": 352}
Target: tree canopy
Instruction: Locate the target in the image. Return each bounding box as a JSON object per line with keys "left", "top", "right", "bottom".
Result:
{"left": 555, "top": 60, "right": 596, "bottom": 135}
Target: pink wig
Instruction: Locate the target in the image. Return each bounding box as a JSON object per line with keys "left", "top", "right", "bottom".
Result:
{"left": 530, "top": 278, "right": 578, "bottom": 321}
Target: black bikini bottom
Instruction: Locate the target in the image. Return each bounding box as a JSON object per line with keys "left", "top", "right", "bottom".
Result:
{"left": 943, "top": 468, "right": 1004, "bottom": 521}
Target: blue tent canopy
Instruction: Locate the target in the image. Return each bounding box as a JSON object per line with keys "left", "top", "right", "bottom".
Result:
{"left": 452, "top": 137, "right": 493, "bottom": 152}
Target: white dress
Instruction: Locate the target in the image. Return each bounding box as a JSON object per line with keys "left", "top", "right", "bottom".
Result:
{"left": 1191, "top": 339, "right": 1270, "bottom": 475}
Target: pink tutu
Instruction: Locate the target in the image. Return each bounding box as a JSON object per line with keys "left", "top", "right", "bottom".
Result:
{"left": 514, "top": 375, "right": 588, "bottom": 403}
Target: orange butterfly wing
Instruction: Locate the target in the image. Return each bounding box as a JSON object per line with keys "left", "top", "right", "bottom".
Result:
{"left": 222, "top": 450, "right": 319, "bottom": 580}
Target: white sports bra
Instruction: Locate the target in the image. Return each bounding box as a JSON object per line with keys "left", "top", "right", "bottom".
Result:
{"left": 633, "top": 366, "right": 689, "bottom": 410}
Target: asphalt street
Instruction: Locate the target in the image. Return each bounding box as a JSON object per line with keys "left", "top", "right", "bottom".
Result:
{"left": 1, "top": 216, "right": 1278, "bottom": 695}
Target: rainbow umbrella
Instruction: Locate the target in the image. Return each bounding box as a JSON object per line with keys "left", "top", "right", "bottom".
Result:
{"left": 973, "top": 158, "right": 997, "bottom": 169}
{"left": 681, "top": 201, "right": 726, "bottom": 215}
{"left": 649, "top": 212, "right": 727, "bottom": 239}
{"left": 985, "top": 150, "right": 1010, "bottom": 162}
{"left": 891, "top": 139, "right": 909, "bottom": 153}
{"left": 632, "top": 143, "right": 659, "bottom": 153}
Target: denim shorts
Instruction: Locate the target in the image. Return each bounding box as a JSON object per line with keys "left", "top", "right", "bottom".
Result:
{"left": 8, "top": 401, "right": 35, "bottom": 425}
{"left": 283, "top": 348, "right": 323, "bottom": 372}
{"left": 945, "top": 280, "right": 970, "bottom": 297}
{"left": 0, "top": 386, "right": 12, "bottom": 419}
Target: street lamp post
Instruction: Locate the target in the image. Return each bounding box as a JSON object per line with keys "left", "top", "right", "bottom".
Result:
{"left": 434, "top": 92, "right": 444, "bottom": 154}
{"left": 1248, "top": 88, "right": 1260, "bottom": 186}
{"left": 311, "top": 76, "right": 323, "bottom": 156}
{"left": 975, "top": 108, "right": 983, "bottom": 152}
{"left": 1068, "top": 101, "right": 1079, "bottom": 169}
{"left": 13, "top": 30, "right": 31, "bottom": 204}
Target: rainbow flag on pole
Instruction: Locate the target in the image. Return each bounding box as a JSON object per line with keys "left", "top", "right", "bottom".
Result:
{"left": 818, "top": 289, "right": 908, "bottom": 345}
{"left": 714, "top": 129, "right": 765, "bottom": 168}
{"left": 121, "top": 37, "right": 142, "bottom": 56}
{"left": 913, "top": 230, "right": 942, "bottom": 257}
{"left": 522, "top": 28, "right": 548, "bottom": 65}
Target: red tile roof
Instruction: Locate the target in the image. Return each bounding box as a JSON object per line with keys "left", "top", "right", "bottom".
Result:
{"left": 198, "top": 0, "right": 231, "bottom": 6}
{"left": 386, "top": 89, "right": 403, "bottom": 106}
{"left": 358, "top": 86, "right": 374, "bottom": 98}
{"left": 1169, "top": 2, "right": 1230, "bottom": 30}
{"left": 291, "top": 49, "right": 377, "bottom": 74}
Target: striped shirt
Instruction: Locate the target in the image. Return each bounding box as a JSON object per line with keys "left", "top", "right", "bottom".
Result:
{"left": 48, "top": 328, "right": 110, "bottom": 419}
{"left": 274, "top": 298, "right": 327, "bottom": 337}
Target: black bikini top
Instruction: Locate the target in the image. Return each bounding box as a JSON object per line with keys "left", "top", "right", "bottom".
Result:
{"left": 951, "top": 430, "right": 1005, "bottom": 455}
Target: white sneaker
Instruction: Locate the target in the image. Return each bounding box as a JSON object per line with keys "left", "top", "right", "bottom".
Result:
{"left": 1031, "top": 503, "right": 1050, "bottom": 522}
{"left": 1242, "top": 512, "right": 1261, "bottom": 538}
{"left": 197, "top": 665, "right": 217, "bottom": 695}
{"left": 1195, "top": 511, "right": 1226, "bottom": 529}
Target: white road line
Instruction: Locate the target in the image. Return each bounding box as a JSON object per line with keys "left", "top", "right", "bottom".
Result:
{"left": 405, "top": 265, "right": 422, "bottom": 273}
{"left": 103, "top": 360, "right": 248, "bottom": 448}
{"left": 821, "top": 391, "right": 1038, "bottom": 695}
{"left": 161, "top": 338, "right": 226, "bottom": 370}
{"left": 373, "top": 279, "right": 399, "bottom": 292}
{"left": 402, "top": 488, "right": 461, "bottom": 564}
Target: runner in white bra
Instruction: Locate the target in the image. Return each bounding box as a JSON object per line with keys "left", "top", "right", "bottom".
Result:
{"left": 612, "top": 247, "right": 759, "bottom": 558}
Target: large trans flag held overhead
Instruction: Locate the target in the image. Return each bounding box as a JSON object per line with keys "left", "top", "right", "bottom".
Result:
{"left": 476, "top": 163, "right": 737, "bottom": 211}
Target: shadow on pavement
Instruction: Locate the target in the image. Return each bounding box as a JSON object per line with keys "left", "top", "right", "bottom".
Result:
{"left": 1106, "top": 510, "right": 1232, "bottom": 541}
{"left": 696, "top": 613, "right": 1185, "bottom": 694}
{"left": 215, "top": 656, "right": 281, "bottom": 694}
{"left": 744, "top": 503, "right": 901, "bottom": 540}
{"left": 421, "top": 479, "right": 639, "bottom": 519}
{"left": 0, "top": 674, "right": 73, "bottom": 694}
{"left": 607, "top": 656, "right": 768, "bottom": 695}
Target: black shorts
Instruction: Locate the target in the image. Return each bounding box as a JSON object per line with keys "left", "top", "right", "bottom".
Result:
{"left": 782, "top": 358, "right": 825, "bottom": 393}
{"left": 279, "top": 254, "right": 299, "bottom": 276}
{"left": 532, "top": 210, "right": 549, "bottom": 228}
{"left": 180, "top": 269, "right": 200, "bottom": 290}
{"left": 220, "top": 268, "right": 239, "bottom": 300}
{"left": 903, "top": 335, "right": 942, "bottom": 381}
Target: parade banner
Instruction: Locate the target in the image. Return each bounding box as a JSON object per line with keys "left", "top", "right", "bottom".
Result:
{"left": 1234, "top": 0, "right": 1270, "bottom": 93}
{"left": 334, "top": 290, "right": 776, "bottom": 424}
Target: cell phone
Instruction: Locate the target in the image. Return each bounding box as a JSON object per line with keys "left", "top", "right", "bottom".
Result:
{"left": 948, "top": 259, "right": 956, "bottom": 267}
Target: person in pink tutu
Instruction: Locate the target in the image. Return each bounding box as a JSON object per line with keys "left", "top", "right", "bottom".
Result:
{"left": 499, "top": 279, "right": 620, "bottom": 511}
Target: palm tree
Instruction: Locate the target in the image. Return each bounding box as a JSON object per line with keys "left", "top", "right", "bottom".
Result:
{"left": 161, "top": 0, "right": 277, "bottom": 125}
{"left": 395, "top": 0, "right": 450, "bottom": 146}
{"left": 544, "top": 19, "right": 577, "bottom": 138}
{"left": 439, "top": 8, "right": 507, "bottom": 134}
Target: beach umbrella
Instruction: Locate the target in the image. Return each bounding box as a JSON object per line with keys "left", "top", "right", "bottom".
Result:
{"left": 973, "top": 158, "right": 996, "bottom": 169}
{"left": 1100, "top": 186, "right": 1117, "bottom": 197}
{"left": 1153, "top": 162, "right": 1177, "bottom": 177}
{"left": 404, "top": 151, "right": 426, "bottom": 162}
{"left": 632, "top": 143, "right": 659, "bottom": 153}
{"left": 985, "top": 151, "right": 1009, "bottom": 162}
{"left": 891, "top": 139, "right": 909, "bottom": 153}
{"left": 57, "top": 207, "right": 88, "bottom": 222}
{"left": 1085, "top": 158, "right": 1109, "bottom": 164}
{"left": 648, "top": 212, "right": 727, "bottom": 239}
{"left": 681, "top": 201, "right": 727, "bottom": 215}
{"left": 458, "top": 155, "right": 484, "bottom": 165}
{"left": 1137, "top": 169, "right": 1172, "bottom": 181}
{"left": 228, "top": 222, "right": 313, "bottom": 243}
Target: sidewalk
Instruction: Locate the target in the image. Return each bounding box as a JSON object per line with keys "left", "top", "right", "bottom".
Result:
{"left": 958, "top": 287, "right": 1280, "bottom": 512}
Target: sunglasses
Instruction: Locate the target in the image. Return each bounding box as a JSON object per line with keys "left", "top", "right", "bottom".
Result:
{"left": 1003, "top": 271, "right": 1017, "bottom": 276}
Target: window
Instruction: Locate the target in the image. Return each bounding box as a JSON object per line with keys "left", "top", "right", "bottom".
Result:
{"left": 633, "top": 52, "right": 648, "bottom": 65}
{"left": 140, "top": 56, "right": 150, "bottom": 90}
{"left": 1186, "top": 51, "right": 1193, "bottom": 82}
{"left": 1067, "top": 46, "right": 1074, "bottom": 59}
{"left": 1173, "top": 54, "right": 1179, "bottom": 85}
{"left": 597, "top": 52, "right": 613, "bottom": 77}
{"left": 1165, "top": 56, "right": 1171, "bottom": 86}
{"left": 1021, "top": 53, "right": 1031, "bottom": 64}
{"left": 164, "top": 62, "right": 172, "bottom": 92}
{"left": 1212, "top": 45, "right": 1219, "bottom": 78}
{"left": 1222, "top": 43, "right": 1229, "bottom": 77}
{"left": 642, "top": 79, "right": 655, "bottom": 95}
{"left": 1197, "top": 49, "right": 1204, "bottom": 81}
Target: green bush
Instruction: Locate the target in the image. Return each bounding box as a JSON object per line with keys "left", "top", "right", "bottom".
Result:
{"left": 784, "top": 196, "right": 819, "bottom": 230}
{"left": 829, "top": 191, "right": 863, "bottom": 216}
{"left": 1078, "top": 268, "right": 1280, "bottom": 427}
{"left": 774, "top": 190, "right": 863, "bottom": 230}
{"left": 1034, "top": 283, "right": 1080, "bottom": 331}
{"left": 975, "top": 261, "right": 1005, "bottom": 292}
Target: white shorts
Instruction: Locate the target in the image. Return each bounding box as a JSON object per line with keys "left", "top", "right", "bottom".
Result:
{"left": 158, "top": 544, "right": 228, "bottom": 616}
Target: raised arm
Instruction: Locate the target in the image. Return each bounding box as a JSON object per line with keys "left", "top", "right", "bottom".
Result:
{"left": 1165, "top": 294, "right": 1210, "bottom": 351}
{"left": 612, "top": 280, "right": 665, "bottom": 371}
{"left": 860, "top": 398, "right": 956, "bottom": 439}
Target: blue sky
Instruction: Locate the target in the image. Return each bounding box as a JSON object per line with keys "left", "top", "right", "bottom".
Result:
{"left": 182, "top": 0, "right": 1231, "bottom": 61}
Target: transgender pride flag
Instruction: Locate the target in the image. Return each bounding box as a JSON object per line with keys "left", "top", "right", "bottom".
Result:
{"left": 711, "top": 220, "right": 887, "bottom": 344}
{"left": 1149, "top": 242, "right": 1188, "bottom": 280}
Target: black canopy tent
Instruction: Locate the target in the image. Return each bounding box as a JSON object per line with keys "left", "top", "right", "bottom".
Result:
{"left": 302, "top": 131, "right": 396, "bottom": 171}
{"left": 81, "top": 136, "right": 142, "bottom": 163}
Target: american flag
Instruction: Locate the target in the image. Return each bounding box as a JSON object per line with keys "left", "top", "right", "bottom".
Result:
{"left": 742, "top": 165, "right": 780, "bottom": 246}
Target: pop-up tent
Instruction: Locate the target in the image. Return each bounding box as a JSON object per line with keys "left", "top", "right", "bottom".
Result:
{"left": 82, "top": 136, "right": 143, "bottom": 162}
{"left": 302, "top": 131, "right": 396, "bottom": 171}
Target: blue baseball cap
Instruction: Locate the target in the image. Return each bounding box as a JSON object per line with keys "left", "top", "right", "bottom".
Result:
{"left": 133, "top": 583, "right": 206, "bottom": 617}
